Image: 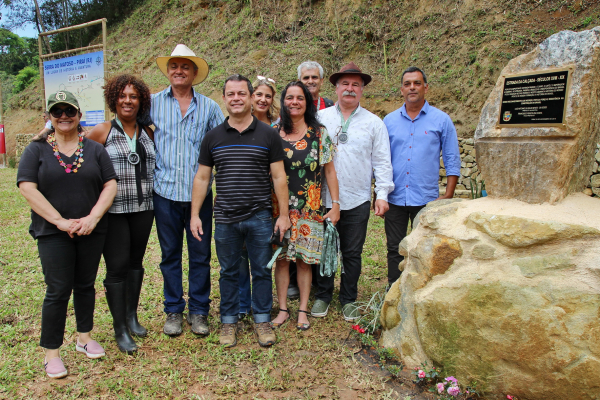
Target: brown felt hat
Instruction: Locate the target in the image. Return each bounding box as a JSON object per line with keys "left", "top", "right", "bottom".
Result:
{"left": 329, "top": 62, "right": 372, "bottom": 86}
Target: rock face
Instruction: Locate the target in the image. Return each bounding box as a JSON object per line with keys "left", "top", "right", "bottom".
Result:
{"left": 475, "top": 27, "right": 600, "bottom": 204}
{"left": 380, "top": 195, "right": 600, "bottom": 400}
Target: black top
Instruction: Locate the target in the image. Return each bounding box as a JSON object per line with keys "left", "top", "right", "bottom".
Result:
{"left": 198, "top": 116, "right": 286, "bottom": 223}
{"left": 17, "top": 137, "right": 118, "bottom": 239}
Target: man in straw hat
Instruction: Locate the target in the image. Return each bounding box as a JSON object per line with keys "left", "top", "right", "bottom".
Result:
{"left": 312, "top": 62, "right": 394, "bottom": 322}
{"left": 150, "top": 44, "right": 225, "bottom": 337}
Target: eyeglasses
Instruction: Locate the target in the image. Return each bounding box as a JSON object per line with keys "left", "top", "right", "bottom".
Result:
{"left": 50, "top": 106, "right": 78, "bottom": 118}
{"left": 257, "top": 75, "right": 276, "bottom": 84}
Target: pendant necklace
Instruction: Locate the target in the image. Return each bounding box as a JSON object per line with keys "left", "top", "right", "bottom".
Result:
{"left": 116, "top": 116, "right": 140, "bottom": 165}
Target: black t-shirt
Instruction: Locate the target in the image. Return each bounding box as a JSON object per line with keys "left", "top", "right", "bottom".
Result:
{"left": 198, "top": 116, "right": 285, "bottom": 223}
{"left": 17, "top": 137, "right": 118, "bottom": 239}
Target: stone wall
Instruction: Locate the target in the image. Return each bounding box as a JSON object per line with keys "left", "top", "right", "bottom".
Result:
{"left": 584, "top": 142, "right": 600, "bottom": 198}
{"left": 439, "top": 139, "right": 600, "bottom": 199}
{"left": 439, "top": 138, "right": 480, "bottom": 198}
{"left": 15, "top": 134, "right": 35, "bottom": 159}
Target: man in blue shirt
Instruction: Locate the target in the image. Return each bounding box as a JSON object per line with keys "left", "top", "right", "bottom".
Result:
{"left": 383, "top": 66, "right": 461, "bottom": 286}
{"left": 151, "top": 44, "right": 225, "bottom": 337}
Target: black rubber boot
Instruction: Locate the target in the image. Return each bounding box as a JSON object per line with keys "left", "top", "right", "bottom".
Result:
{"left": 104, "top": 281, "right": 138, "bottom": 354}
{"left": 126, "top": 269, "right": 148, "bottom": 337}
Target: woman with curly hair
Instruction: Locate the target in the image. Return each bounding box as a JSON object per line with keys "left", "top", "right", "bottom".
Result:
{"left": 270, "top": 81, "right": 340, "bottom": 331}
{"left": 88, "top": 74, "right": 155, "bottom": 354}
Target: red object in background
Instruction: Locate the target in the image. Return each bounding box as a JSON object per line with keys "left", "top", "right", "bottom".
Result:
{"left": 0, "top": 125, "right": 5, "bottom": 154}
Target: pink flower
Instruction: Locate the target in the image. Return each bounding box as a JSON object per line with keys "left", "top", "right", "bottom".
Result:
{"left": 447, "top": 386, "right": 460, "bottom": 397}
{"left": 418, "top": 370, "right": 426, "bottom": 378}
{"left": 445, "top": 376, "right": 458, "bottom": 384}
{"left": 437, "top": 382, "right": 445, "bottom": 394}
{"left": 352, "top": 325, "right": 360, "bottom": 331}
{"left": 507, "top": 396, "right": 514, "bottom": 400}
{"left": 359, "top": 328, "right": 365, "bottom": 334}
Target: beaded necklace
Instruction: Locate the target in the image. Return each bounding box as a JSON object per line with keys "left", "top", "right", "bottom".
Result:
{"left": 47, "top": 133, "right": 84, "bottom": 173}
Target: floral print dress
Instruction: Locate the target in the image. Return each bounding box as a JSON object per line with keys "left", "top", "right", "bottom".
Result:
{"left": 272, "top": 125, "right": 335, "bottom": 264}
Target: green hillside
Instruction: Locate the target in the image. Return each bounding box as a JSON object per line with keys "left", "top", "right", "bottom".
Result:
{"left": 5, "top": 0, "right": 600, "bottom": 148}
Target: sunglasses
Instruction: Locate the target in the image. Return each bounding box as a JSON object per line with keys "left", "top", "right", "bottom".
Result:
{"left": 50, "top": 106, "right": 78, "bottom": 118}
{"left": 257, "top": 75, "right": 276, "bottom": 84}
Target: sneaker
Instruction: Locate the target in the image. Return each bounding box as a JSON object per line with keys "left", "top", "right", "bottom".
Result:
{"left": 163, "top": 313, "right": 183, "bottom": 336}
{"left": 311, "top": 299, "right": 330, "bottom": 317}
{"left": 220, "top": 323, "right": 237, "bottom": 348}
{"left": 187, "top": 314, "right": 209, "bottom": 336}
{"left": 342, "top": 302, "right": 360, "bottom": 322}
{"left": 44, "top": 357, "right": 67, "bottom": 379}
{"left": 75, "top": 340, "right": 105, "bottom": 359}
{"left": 287, "top": 285, "right": 300, "bottom": 299}
{"left": 254, "top": 322, "right": 276, "bottom": 347}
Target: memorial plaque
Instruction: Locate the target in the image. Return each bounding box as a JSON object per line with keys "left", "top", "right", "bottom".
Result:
{"left": 498, "top": 68, "right": 572, "bottom": 127}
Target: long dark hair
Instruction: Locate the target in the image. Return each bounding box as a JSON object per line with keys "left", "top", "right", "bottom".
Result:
{"left": 279, "top": 81, "right": 323, "bottom": 135}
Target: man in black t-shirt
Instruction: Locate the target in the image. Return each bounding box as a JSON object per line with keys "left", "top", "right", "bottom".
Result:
{"left": 190, "top": 74, "right": 291, "bottom": 348}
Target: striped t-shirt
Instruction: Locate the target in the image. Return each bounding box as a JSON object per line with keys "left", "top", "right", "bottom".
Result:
{"left": 198, "top": 116, "right": 285, "bottom": 223}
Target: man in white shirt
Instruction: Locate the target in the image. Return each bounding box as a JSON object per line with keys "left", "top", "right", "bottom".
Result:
{"left": 312, "top": 62, "right": 394, "bottom": 321}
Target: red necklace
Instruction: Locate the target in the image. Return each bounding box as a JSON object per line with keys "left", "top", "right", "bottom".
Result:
{"left": 47, "top": 133, "right": 85, "bottom": 173}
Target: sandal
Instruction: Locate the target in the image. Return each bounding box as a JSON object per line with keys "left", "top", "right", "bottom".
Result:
{"left": 270, "top": 309, "right": 290, "bottom": 328}
{"left": 297, "top": 310, "right": 311, "bottom": 331}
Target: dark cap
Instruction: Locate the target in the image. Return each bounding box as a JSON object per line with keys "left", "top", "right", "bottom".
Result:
{"left": 329, "top": 62, "right": 372, "bottom": 86}
{"left": 47, "top": 90, "right": 80, "bottom": 111}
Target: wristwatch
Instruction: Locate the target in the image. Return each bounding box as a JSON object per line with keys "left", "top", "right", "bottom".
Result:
{"left": 332, "top": 200, "right": 341, "bottom": 205}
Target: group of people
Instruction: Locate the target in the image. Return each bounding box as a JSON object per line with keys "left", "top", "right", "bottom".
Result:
{"left": 17, "top": 43, "right": 461, "bottom": 379}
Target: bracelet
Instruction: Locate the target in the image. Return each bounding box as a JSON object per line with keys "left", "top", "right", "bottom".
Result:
{"left": 332, "top": 200, "right": 340, "bottom": 205}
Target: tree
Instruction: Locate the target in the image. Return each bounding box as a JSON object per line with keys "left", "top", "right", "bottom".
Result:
{"left": 0, "top": 28, "right": 37, "bottom": 75}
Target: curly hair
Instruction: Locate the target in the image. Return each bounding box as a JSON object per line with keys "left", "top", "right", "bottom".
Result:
{"left": 103, "top": 74, "right": 151, "bottom": 117}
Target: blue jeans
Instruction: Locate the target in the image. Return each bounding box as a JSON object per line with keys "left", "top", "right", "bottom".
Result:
{"left": 214, "top": 209, "right": 273, "bottom": 324}
{"left": 239, "top": 246, "right": 252, "bottom": 314}
{"left": 153, "top": 191, "right": 213, "bottom": 315}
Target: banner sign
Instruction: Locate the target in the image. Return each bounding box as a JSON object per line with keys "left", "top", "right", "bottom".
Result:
{"left": 0, "top": 124, "right": 5, "bottom": 154}
{"left": 43, "top": 51, "right": 105, "bottom": 126}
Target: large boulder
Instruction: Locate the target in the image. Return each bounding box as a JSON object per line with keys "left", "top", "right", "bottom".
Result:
{"left": 475, "top": 27, "right": 600, "bottom": 204}
{"left": 380, "top": 195, "right": 600, "bottom": 399}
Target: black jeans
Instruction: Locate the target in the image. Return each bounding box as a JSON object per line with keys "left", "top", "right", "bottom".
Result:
{"left": 37, "top": 232, "right": 105, "bottom": 349}
{"left": 384, "top": 203, "right": 425, "bottom": 284}
{"left": 103, "top": 210, "right": 154, "bottom": 284}
{"left": 315, "top": 201, "right": 370, "bottom": 306}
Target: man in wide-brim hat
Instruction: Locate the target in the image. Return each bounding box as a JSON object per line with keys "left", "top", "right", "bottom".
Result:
{"left": 150, "top": 44, "right": 225, "bottom": 338}
{"left": 311, "top": 62, "right": 394, "bottom": 322}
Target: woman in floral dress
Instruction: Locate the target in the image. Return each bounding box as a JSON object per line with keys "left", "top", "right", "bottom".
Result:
{"left": 271, "top": 81, "right": 340, "bottom": 330}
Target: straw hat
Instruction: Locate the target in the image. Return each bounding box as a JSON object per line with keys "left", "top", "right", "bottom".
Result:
{"left": 156, "top": 44, "right": 209, "bottom": 85}
{"left": 329, "top": 62, "right": 372, "bottom": 86}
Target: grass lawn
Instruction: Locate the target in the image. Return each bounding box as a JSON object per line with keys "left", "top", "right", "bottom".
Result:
{"left": 0, "top": 167, "right": 413, "bottom": 399}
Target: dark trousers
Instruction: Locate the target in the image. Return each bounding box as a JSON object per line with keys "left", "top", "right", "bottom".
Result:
{"left": 153, "top": 191, "right": 213, "bottom": 315}
{"left": 103, "top": 210, "right": 154, "bottom": 284}
{"left": 37, "top": 232, "right": 105, "bottom": 349}
{"left": 384, "top": 203, "right": 425, "bottom": 284}
{"left": 314, "top": 201, "right": 370, "bottom": 306}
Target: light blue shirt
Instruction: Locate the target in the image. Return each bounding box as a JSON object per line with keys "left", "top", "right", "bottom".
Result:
{"left": 384, "top": 101, "right": 461, "bottom": 206}
{"left": 150, "top": 87, "right": 224, "bottom": 202}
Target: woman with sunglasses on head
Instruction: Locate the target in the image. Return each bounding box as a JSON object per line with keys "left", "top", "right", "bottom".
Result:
{"left": 87, "top": 74, "right": 155, "bottom": 354}
{"left": 270, "top": 81, "right": 340, "bottom": 331}
{"left": 252, "top": 76, "right": 279, "bottom": 126}
{"left": 17, "top": 91, "right": 118, "bottom": 378}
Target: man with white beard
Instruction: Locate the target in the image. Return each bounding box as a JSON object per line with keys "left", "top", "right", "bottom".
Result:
{"left": 312, "top": 62, "right": 394, "bottom": 321}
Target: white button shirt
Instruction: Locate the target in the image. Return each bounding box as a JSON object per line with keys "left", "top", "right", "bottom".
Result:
{"left": 318, "top": 104, "right": 394, "bottom": 210}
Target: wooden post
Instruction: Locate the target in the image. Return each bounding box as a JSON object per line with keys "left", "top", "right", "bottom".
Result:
{"left": 38, "top": 36, "right": 46, "bottom": 110}
{"left": 0, "top": 82, "right": 5, "bottom": 168}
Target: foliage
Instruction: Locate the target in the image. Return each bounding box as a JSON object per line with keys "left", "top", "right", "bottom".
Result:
{"left": 0, "top": 28, "right": 38, "bottom": 75}
{"left": 412, "top": 363, "right": 481, "bottom": 399}
{"left": 12, "top": 65, "right": 37, "bottom": 93}
{"left": 470, "top": 176, "right": 486, "bottom": 199}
